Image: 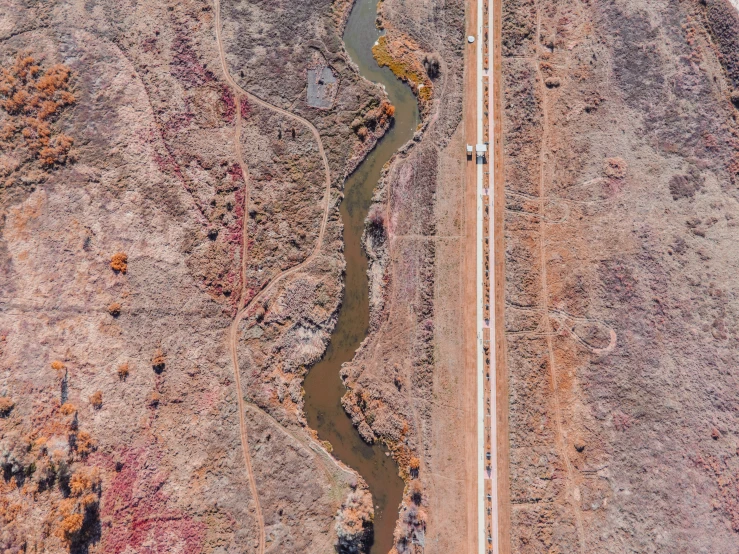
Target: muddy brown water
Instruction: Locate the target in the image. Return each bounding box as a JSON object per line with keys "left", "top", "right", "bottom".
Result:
{"left": 302, "top": 0, "right": 420, "bottom": 552}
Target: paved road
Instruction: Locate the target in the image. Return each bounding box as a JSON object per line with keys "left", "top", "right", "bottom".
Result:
{"left": 477, "top": 0, "right": 500, "bottom": 551}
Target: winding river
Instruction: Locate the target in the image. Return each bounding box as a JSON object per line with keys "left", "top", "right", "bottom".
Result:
{"left": 302, "top": 0, "right": 420, "bottom": 552}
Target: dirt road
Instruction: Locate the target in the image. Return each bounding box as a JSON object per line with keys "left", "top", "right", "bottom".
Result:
{"left": 463, "top": 0, "right": 480, "bottom": 552}
{"left": 213, "top": 1, "right": 336, "bottom": 552}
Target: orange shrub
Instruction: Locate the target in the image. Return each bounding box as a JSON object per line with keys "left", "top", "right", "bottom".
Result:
{"left": 60, "top": 403, "right": 76, "bottom": 416}
{"left": 148, "top": 391, "right": 161, "bottom": 407}
{"left": 89, "top": 390, "right": 102, "bottom": 409}
{"left": 151, "top": 348, "right": 166, "bottom": 372}
{"left": 51, "top": 360, "right": 65, "bottom": 372}
{"left": 110, "top": 252, "right": 128, "bottom": 273}
{"left": 107, "top": 302, "right": 122, "bottom": 316}
{"left": 117, "top": 363, "right": 130, "bottom": 381}
{"left": 75, "top": 430, "right": 94, "bottom": 456}
{"left": 0, "top": 397, "right": 14, "bottom": 416}
{"left": 56, "top": 513, "right": 83, "bottom": 541}
{"left": 0, "top": 55, "right": 75, "bottom": 168}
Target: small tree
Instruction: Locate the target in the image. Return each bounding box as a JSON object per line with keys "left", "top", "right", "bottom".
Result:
{"left": 0, "top": 396, "right": 14, "bottom": 417}
{"left": 89, "top": 391, "right": 102, "bottom": 410}
{"left": 107, "top": 302, "right": 121, "bottom": 317}
{"left": 117, "top": 363, "right": 130, "bottom": 381}
{"left": 74, "top": 430, "right": 94, "bottom": 456}
{"left": 152, "top": 348, "right": 166, "bottom": 373}
{"left": 409, "top": 456, "right": 420, "bottom": 478}
{"left": 148, "top": 391, "right": 161, "bottom": 407}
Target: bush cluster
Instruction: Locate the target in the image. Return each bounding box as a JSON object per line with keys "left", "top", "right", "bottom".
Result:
{"left": 0, "top": 55, "right": 75, "bottom": 168}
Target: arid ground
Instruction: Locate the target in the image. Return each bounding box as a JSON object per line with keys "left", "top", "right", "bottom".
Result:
{"left": 502, "top": 0, "right": 739, "bottom": 551}
{"left": 3, "top": 0, "right": 739, "bottom": 552}
{"left": 0, "top": 0, "right": 468, "bottom": 552}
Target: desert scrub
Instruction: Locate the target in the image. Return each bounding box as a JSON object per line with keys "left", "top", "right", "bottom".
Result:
{"left": 51, "top": 360, "right": 65, "bottom": 372}
{"left": 110, "top": 252, "right": 127, "bottom": 273}
{"left": 148, "top": 390, "right": 161, "bottom": 407}
{"left": 151, "top": 347, "right": 166, "bottom": 373}
{"left": 54, "top": 467, "right": 101, "bottom": 544}
{"left": 0, "top": 379, "right": 102, "bottom": 549}
{"left": 88, "top": 391, "right": 102, "bottom": 410}
{"left": 107, "top": 302, "right": 121, "bottom": 316}
{"left": 72, "top": 430, "right": 95, "bottom": 457}
{"left": 0, "top": 54, "right": 75, "bottom": 178}
{"left": 117, "top": 362, "right": 130, "bottom": 381}
{"left": 0, "top": 396, "right": 14, "bottom": 416}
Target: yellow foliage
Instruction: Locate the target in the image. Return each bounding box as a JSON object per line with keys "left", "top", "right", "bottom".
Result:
{"left": 56, "top": 513, "right": 83, "bottom": 540}
{"left": 80, "top": 493, "right": 97, "bottom": 508}
{"left": 69, "top": 471, "right": 92, "bottom": 496}
{"left": 74, "top": 430, "right": 95, "bottom": 456}
{"left": 51, "top": 360, "right": 65, "bottom": 371}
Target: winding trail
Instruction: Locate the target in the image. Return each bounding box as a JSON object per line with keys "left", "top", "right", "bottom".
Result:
{"left": 213, "top": 1, "right": 335, "bottom": 552}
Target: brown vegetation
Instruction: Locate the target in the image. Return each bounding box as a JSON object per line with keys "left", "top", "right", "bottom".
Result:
{"left": 73, "top": 430, "right": 95, "bottom": 457}
{"left": 51, "top": 360, "right": 65, "bottom": 372}
{"left": 89, "top": 390, "right": 102, "bottom": 409}
{"left": 117, "top": 362, "right": 130, "bottom": 381}
{"left": 107, "top": 302, "right": 122, "bottom": 316}
{"left": 0, "top": 396, "right": 14, "bottom": 416}
{"left": 110, "top": 252, "right": 128, "bottom": 274}
{"left": 55, "top": 467, "right": 101, "bottom": 544}
{"left": 0, "top": 55, "right": 75, "bottom": 174}
{"left": 148, "top": 390, "right": 161, "bottom": 407}
{"left": 151, "top": 347, "right": 166, "bottom": 372}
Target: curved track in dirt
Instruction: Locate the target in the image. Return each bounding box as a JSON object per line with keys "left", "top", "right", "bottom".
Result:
{"left": 213, "top": 1, "right": 335, "bottom": 552}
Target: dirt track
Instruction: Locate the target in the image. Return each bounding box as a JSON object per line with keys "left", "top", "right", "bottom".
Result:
{"left": 214, "top": 0, "right": 336, "bottom": 551}
{"left": 463, "top": 1, "right": 480, "bottom": 552}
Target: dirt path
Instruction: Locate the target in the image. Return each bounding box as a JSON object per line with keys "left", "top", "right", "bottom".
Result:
{"left": 533, "top": 4, "right": 586, "bottom": 552}
{"left": 462, "top": 0, "right": 479, "bottom": 550}
{"left": 213, "top": 1, "right": 336, "bottom": 552}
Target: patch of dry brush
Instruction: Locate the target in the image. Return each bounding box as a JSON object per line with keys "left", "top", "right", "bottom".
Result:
{"left": 0, "top": 54, "right": 76, "bottom": 187}
{"left": 0, "top": 395, "right": 101, "bottom": 551}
